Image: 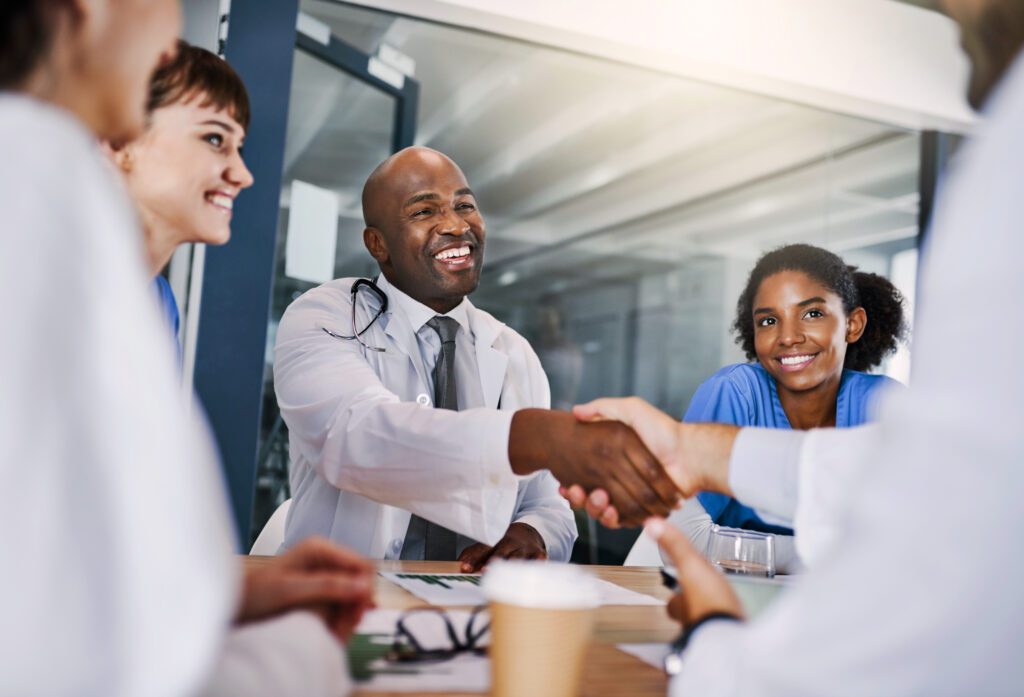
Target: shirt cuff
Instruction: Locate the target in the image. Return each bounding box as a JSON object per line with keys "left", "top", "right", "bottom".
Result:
{"left": 729, "top": 427, "right": 806, "bottom": 523}
{"left": 670, "top": 619, "right": 743, "bottom": 696}
{"left": 474, "top": 408, "right": 521, "bottom": 546}
{"left": 510, "top": 513, "right": 551, "bottom": 547}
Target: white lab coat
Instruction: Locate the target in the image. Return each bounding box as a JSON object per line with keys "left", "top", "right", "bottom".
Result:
{"left": 274, "top": 276, "right": 577, "bottom": 561}
{"left": 0, "top": 93, "right": 234, "bottom": 697}
{"left": 668, "top": 52, "right": 1024, "bottom": 697}
{"left": 0, "top": 94, "right": 350, "bottom": 697}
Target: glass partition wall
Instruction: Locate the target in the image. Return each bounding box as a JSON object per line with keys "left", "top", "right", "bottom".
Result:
{"left": 255, "top": 0, "right": 920, "bottom": 559}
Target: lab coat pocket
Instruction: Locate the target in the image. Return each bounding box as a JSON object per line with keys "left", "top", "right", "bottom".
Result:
{"left": 372, "top": 349, "right": 429, "bottom": 403}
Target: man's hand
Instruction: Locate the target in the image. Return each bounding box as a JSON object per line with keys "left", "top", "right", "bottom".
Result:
{"left": 646, "top": 518, "right": 744, "bottom": 627}
{"left": 239, "top": 538, "right": 375, "bottom": 643}
{"left": 457, "top": 522, "right": 547, "bottom": 572}
{"left": 509, "top": 409, "right": 681, "bottom": 527}
{"left": 560, "top": 398, "right": 739, "bottom": 527}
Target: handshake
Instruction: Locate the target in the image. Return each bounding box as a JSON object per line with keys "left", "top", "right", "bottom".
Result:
{"left": 508, "top": 399, "right": 738, "bottom": 527}
{"left": 237, "top": 397, "right": 742, "bottom": 658}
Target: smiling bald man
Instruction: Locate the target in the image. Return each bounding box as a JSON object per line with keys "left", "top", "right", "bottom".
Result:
{"left": 273, "top": 147, "right": 680, "bottom": 569}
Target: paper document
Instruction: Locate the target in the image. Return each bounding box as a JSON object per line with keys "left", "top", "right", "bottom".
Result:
{"left": 617, "top": 643, "right": 669, "bottom": 670}
{"left": 381, "top": 571, "right": 663, "bottom": 606}
{"left": 350, "top": 608, "right": 490, "bottom": 692}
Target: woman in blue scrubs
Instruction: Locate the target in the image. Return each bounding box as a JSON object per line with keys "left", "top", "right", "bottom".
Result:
{"left": 675, "top": 243, "right": 907, "bottom": 571}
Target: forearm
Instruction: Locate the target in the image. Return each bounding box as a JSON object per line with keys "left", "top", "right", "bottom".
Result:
{"left": 308, "top": 402, "right": 518, "bottom": 501}
{"left": 508, "top": 408, "right": 574, "bottom": 475}
{"left": 790, "top": 424, "right": 879, "bottom": 567}
{"left": 512, "top": 407, "right": 681, "bottom": 524}
{"left": 727, "top": 428, "right": 806, "bottom": 523}
{"left": 276, "top": 301, "right": 519, "bottom": 500}
{"left": 290, "top": 401, "right": 522, "bottom": 545}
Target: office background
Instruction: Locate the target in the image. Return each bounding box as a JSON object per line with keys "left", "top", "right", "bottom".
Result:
{"left": 178, "top": 0, "right": 966, "bottom": 562}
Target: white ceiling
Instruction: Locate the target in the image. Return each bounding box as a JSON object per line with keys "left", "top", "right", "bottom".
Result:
{"left": 284, "top": 1, "right": 920, "bottom": 305}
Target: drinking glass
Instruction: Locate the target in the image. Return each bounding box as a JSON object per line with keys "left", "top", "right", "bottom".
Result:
{"left": 705, "top": 525, "right": 775, "bottom": 578}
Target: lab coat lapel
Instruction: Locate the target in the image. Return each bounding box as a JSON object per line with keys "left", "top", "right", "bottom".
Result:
{"left": 380, "top": 305, "right": 431, "bottom": 392}
{"left": 469, "top": 305, "right": 508, "bottom": 409}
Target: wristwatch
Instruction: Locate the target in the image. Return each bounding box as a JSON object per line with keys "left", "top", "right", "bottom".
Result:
{"left": 663, "top": 612, "right": 741, "bottom": 676}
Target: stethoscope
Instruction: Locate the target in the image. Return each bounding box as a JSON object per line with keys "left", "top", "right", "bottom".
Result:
{"left": 322, "top": 278, "right": 388, "bottom": 353}
{"left": 321, "top": 277, "right": 499, "bottom": 410}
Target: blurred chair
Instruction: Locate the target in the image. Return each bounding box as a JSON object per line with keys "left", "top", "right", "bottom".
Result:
{"left": 249, "top": 498, "right": 291, "bottom": 555}
{"left": 622, "top": 530, "right": 663, "bottom": 567}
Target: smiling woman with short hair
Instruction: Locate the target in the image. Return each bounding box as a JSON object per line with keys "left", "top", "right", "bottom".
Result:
{"left": 109, "top": 39, "right": 254, "bottom": 342}
{"left": 668, "top": 243, "right": 907, "bottom": 572}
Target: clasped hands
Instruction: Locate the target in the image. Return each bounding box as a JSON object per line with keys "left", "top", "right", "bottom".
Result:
{"left": 557, "top": 397, "right": 738, "bottom": 525}
{"left": 526, "top": 398, "right": 746, "bottom": 629}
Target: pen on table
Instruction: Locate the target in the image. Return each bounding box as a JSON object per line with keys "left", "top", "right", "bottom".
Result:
{"left": 660, "top": 568, "right": 679, "bottom": 592}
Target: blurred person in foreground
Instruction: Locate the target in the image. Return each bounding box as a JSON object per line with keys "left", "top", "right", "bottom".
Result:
{"left": 0, "top": 2, "right": 370, "bottom": 695}
{"left": 564, "top": 0, "right": 1024, "bottom": 694}
{"left": 106, "top": 38, "right": 376, "bottom": 693}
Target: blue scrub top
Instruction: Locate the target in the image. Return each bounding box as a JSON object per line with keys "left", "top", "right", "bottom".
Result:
{"left": 153, "top": 275, "right": 181, "bottom": 358}
{"left": 687, "top": 362, "right": 899, "bottom": 535}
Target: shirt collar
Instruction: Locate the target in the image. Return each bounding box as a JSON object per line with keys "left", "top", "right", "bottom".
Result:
{"left": 376, "top": 273, "right": 472, "bottom": 336}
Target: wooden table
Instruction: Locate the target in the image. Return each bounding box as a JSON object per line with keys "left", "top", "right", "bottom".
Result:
{"left": 245, "top": 558, "right": 677, "bottom": 696}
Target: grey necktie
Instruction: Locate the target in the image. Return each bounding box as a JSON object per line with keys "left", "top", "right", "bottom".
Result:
{"left": 403, "top": 316, "right": 460, "bottom": 560}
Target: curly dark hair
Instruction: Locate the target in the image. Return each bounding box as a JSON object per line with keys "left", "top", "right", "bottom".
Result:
{"left": 732, "top": 244, "right": 907, "bottom": 372}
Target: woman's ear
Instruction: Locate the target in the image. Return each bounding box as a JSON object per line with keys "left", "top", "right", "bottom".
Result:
{"left": 363, "top": 227, "right": 389, "bottom": 265}
{"left": 846, "top": 306, "right": 867, "bottom": 343}
{"left": 102, "top": 140, "right": 133, "bottom": 173}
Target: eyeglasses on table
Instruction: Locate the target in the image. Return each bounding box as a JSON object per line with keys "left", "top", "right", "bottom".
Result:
{"left": 386, "top": 605, "right": 491, "bottom": 663}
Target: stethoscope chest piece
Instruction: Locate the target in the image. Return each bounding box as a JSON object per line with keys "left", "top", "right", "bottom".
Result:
{"left": 415, "top": 393, "right": 431, "bottom": 407}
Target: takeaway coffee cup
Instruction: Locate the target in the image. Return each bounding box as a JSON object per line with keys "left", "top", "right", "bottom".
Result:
{"left": 482, "top": 561, "right": 600, "bottom": 697}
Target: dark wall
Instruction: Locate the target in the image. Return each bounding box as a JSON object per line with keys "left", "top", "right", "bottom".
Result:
{"left": 193, "top": 0, "right": 299, "bottom": 548}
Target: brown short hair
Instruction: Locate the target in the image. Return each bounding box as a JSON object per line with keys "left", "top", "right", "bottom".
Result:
{"left": 148, "top": 39, "right": 251, "bottom": 131}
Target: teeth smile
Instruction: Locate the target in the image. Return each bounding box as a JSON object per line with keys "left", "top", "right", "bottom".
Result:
{"left": 207, "top": 193, "right": 233, "bottom": 211}
{"left": 779, "top": 354, "right": 815, "bottom": 366}
{"left": 434, "top": 246, "right": 471, "bottom": 260}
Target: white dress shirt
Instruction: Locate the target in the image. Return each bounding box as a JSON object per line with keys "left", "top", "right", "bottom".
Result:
{"left": 386, "top": 278, "right": 508, "bottom": 559}
{"left": 670, "top": 53, "right": 1024, "bottom": 697}
{"left": 385, "top": 276, "right": 483, "bottom": 412}
{"left": 0, "top": 94, "right": 349, "bottom": 696}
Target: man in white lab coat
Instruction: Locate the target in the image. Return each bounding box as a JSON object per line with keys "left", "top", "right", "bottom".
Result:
{"left": 275, "top": 147, "right": 681, "bottom": 569}
{"left": 566, "top": 1, "right": 1024, "bottom": 694}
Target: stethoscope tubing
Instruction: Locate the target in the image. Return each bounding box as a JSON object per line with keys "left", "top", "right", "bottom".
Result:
{"left": 321, "top": 278, "right": 388, "bottom": 352}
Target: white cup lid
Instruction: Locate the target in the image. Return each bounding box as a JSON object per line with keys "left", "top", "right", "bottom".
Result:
{"left": 482, "top": 560, "right": 600, "bottom": 609}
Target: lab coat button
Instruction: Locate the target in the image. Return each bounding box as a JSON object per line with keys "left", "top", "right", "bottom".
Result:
{"left": 386, "top": 538, "right": 403, "bottom": 560}
{"left": 416, "top": 393, "right": 431, "bottom": 406}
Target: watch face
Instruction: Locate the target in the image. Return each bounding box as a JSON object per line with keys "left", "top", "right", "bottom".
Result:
{"left": 664, "top": 650, "right": 685, "bottom": 676}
